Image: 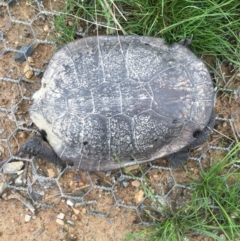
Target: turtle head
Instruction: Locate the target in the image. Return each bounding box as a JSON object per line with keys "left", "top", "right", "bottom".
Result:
{"left": 20, "top": 136, "right": 65, "bottom": 167}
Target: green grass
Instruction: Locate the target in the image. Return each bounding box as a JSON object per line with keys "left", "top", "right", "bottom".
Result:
{"left": 55, "top": 0, "right": 240, "bottom": 65}
{"left": 124, "top": 142, "right": 240, "bottom": 241}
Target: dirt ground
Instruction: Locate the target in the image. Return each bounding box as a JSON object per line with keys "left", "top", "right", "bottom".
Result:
{"left": 0, "top": 199, "right": 139, "bottom": 241}
{"left": 0, "top": 1, "right": 240, "bottom": 241}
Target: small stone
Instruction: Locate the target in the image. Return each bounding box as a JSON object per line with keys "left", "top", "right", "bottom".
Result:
{"left": 67, "top": 220, "right": 75, "bottom": 226}
{"left": 71, "top": 214, "right": 77, "bottom": 221}
{"left": 68, "top": 21, "right": 73, "bottom": 26}
{"left": 17, "top": 169, "right": 24, "bottom": 175}
{"left": 131, "top": 180, "right": 140, "bottom": 188}
{"left": 25, "top": 214, "right": 31, "bottom": 222}
{"left": 57, "top": 213, "right": 65, "bottom": 220}
{"left": 47, "top": 169, "right": 55, "bottom": 178}
{"left": 81, "top": 208, "right": 87, "bottom": 214}
{"left": 134, "top": 190, "right": 145, "bottom": 204}
{"left": 234, "top": 88, "right": 240, "bottom": 99}
{"left": 15, "top": 44, "right": 33, "bottom": 62}
{"left": 43, "top": 24, "right": 50, "bottom": 32}
{"left": 122, "top": 181, "right": 129, "bottom": 188}
{"left": 18, "top": 131, "right": 27, "bottom": 139}
{"left": 68, "top": 233, "right": 77, "bottom": 240}
{"left": 0, "top": 145, "right": 4, "bottom": 154}
{"left": 2, "top": 193, "right": 7, "bottom": 199}
{"left": 66, "top": 199, "right": 74, "bottom": 207}
{"left": 23, "top": 64, "right": 34, "bottom": 79}
{"left": 72, "top": 208, "right": 80, "bottom": 215}
{"left": 0, "top": 182, "right": 7, "bottom": 194}
{"left": 3, "top": 161, "right": 24, "bottom": 174}
{"left": 76, "top": 24, "right": 83, "bottom": 33}
{"left": 78, "top": 181, "right": 85, "bottom": 187}
{"left": 56, "top": 219, "right": 64, "bottom": 225}
{"left": 27, "top": 226, "right": 36, "bottom": 232}
{"left": 15, "top": 175, "right": 23, "bottom": 185}
{"left": 219, "top": 234, "right": 226, "bottom": 241}
{"left": 27, "top": 56, "right": 34, "bottom": 64}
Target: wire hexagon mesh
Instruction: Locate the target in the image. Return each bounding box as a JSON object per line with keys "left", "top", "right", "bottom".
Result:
{"left": 0, "top": 0, "right": 239, "bottom": 231}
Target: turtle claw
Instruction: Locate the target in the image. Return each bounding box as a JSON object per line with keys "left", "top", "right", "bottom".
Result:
{"left": 178, "top": 35, "right": 193, "bottom": 47}
{"left": 166, "top": 151, "right": 189, "bottom": 167}
{"left": 20, "top": 136, "right": 65, "bottom": 167}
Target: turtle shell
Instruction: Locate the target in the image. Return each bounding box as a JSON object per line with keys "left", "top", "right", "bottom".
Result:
{"left": 30, "top": 35, "right": 214, "bottom": 171}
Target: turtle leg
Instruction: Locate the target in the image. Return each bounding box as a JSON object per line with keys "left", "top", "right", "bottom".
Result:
{"left": 178, "top": 35, "right": 193, "bottom": 47}
{"left": 166, "top": 150, "right": 189, "bottom": 167}
{"left": 166, "top": 111, "right": 215, "bottom": 167}
{"left": 20, "top": 136, "right": 65, "bottom": 167}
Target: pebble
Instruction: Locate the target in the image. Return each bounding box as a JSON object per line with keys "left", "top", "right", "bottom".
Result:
{"left": 76, "top": 24, "right": 83, "bottom": 34}
{"left": 69, "top": 233, "right": 77, "bottom": 239}
{"left": 71, "top": 214, "right": 77, "bottom": 221}
{"left": 66, "top": 199, "right": 74, "bottom": 207}
{"left": 23, "top": 64, "right": 34, "bottom": 79}
{"left": 17, "top": 169, "right": 24, "bottom": 175}
{"left": 47, "top": 168, "right": 55, "bottom": 178}
{"left": 234, "top": 88, "right": 240, "bottom": 99}
{"left": 25, "top": 214, "right": 31, "bottom": 222}
{"left": 56, "top": 219, "right": 64, "bottom": 225}
{"left": 0, "top": 145, "right": 4, "bottom": 155}
{"left": 68, "top": 21, "right": 73, "bottom": 26}
{"left": 3, "top": 161, "right": 24, "bottom": 174}
{"left": 57, "top": 213, "right": 65, "bottom": 220}
{"left": 219, "top": 234, "right": 226, "bottom": 240}
{"left": 72, "top": 208, "right": 80, "bottom": 215}
{"left": 27, "top": 56, "right": 34, "bottom": 65}
{"left": 131, "top": 180, "right": 140, "bottom": 188}
{"left": 43, "top": 24, "right": 50, "bottom": 32}
{"left": 15, "top": 44, "right": 33, "bottom": 62}
{"left": 67, "top": 220, "right": 75, "bottom": 226}
{"left": 0, "top": 182, "right": 7, "bottom": 194}
{"left": 2, "top": 192, "right": 7, "bottom": 199}
{"left": 27, "top": 226, "right": 36, "bottom": 232}
{"left": 134, "top": 190, "right": 144, "bottom": 204}
{"left": 81, "top": 208, "right": 87, "bottom": 214}
{"left": 14, "top": 175, "right": 24, "bottom": 185}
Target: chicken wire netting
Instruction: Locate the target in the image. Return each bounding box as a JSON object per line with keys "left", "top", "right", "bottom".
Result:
{"left": 0, "top": 0, "right": 240, "bottom": 223}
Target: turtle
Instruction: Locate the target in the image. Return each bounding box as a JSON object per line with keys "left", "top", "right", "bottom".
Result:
{"left": 20, "top": 35, "right": 215, "bottom": 171}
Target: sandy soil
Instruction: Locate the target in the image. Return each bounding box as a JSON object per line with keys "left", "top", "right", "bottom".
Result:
{"left": 0, "top": 1, "right": 239, "bottom": 241}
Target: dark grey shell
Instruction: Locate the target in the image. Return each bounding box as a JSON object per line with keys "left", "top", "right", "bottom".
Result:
{"left": 30, "top": 35, "right": 214, "bottom": 171}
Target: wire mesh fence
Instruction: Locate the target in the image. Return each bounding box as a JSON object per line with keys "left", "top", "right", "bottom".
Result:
{"left": 0, "top": 0, "right": 239, "bottom": 224}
